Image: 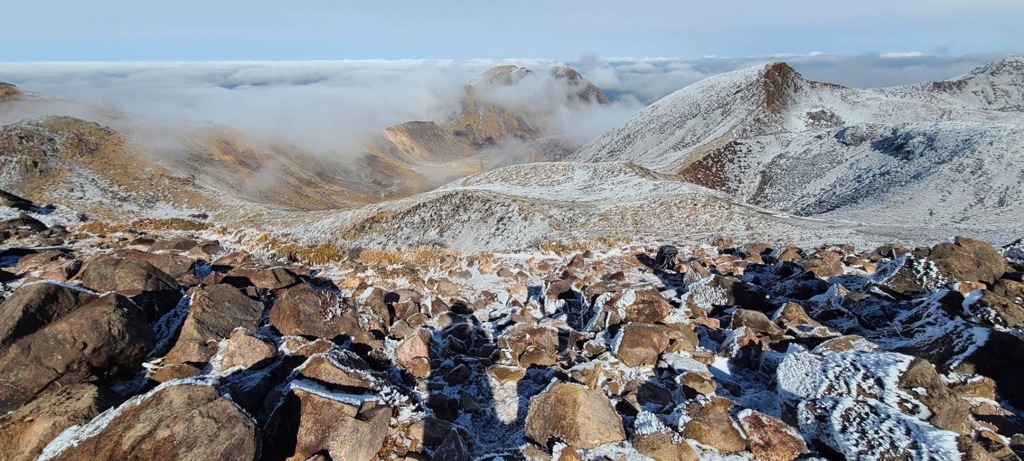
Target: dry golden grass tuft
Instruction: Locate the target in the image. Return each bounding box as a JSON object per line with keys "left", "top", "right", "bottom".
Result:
{"left": 356, "top": 246, "right": 462, "bottom": 269}
{"left": 538, "top": 236, "right": 629, "bottom": 255}
{"left": 75, "top": 218, "right": 211, "bottom": 234}
{"left": 248, "top": 233, "right": 347, "bottom": 265}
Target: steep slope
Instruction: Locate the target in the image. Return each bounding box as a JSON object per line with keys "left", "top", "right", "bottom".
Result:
{"left": 570, "top": 58, "right": 1024, "bottom": 236}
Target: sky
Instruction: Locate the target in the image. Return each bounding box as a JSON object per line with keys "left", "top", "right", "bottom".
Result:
{"left": 2, "top": 1, "right": 1022, "bottom": 61}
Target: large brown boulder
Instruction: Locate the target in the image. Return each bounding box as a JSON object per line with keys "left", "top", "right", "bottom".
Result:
{"left": 40, "top": 383, "right": 258, "bottom": 461}
{"left": 732, "top": 309, "right": 786, "bottom": 338}
{"left": 930, "top": 236, "right": 1009, "bottom": 284}
{"left": 973, "top": 290, "right": 1024, "bottom": 328}
{"left": 685, "top": 275, "right": 772, "bottom": 312}
{"left": 899, "top": 358, "right": 971, "bottom": 434}
{"left": 76, "top": 254, "right": 181, "bottom": 320}
{"left": 525, "top": 382, "right": 626, "bottom": 449}
{"left": 163, "top": 284, "right": 264, "bottom": 365}
{"left": 270, "top": 282, "right": 360, "bottom": 339}
{"left": 264, "top": 385, "right": 390, "bottom": 461}
{"left": 110, "top": 249, "right": 196, "bottom": 278}
{"left": 0, "top": 383, "right": 120, "bottom": 461}
{"left": 955, "top": 330, "right": 1024, "bottom": 410}
{"left": 680, "top": 397, "right": 746, "bottom": 453}
{"left": 631, "top": 431, "right": 698, "bottom": 461}
{"left": 586, "top": 284, "right": 671, "bottom": 329}
{"left": 802, "top": 250, "right": 844, "bottom": 279}
{"left": 292, "top": 389, "right": 390, "bottom": 461}
{"left": 0, "top": 294, "right": 154, "bottom": 414}
{"left": 0, "top": 281, "right": 97, "bottom": 346}
{"left": 498, "top": 324, "right": 559, "bottom": 367}
{"left": 217, "top": 328, "right": 278, "bottom": 371}
{"left": 149, "top": 237, "right": 199, "bottom": 253}
{"left": 873, "top": 257, "right": 931, "bottom": 296}
{"left": 614, "top": 323, "right": 669, "bottom": 367}
{"left": 395, "top": 328, "right": 432, "bottom": 378}
{"left": 737, "top": 409, "right": 809, "bottom": 461}
{"left": 623, "top": 288, "right": 672, "bottom": 323}
{"left": 224, "top": 266, "right": 300, "bottom": 291}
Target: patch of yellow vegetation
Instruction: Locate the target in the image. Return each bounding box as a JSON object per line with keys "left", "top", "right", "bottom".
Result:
{"left": 356, "top": 247, "right": 462, "bottom": 268}
{"left": 538, "top": 236, "right": 630, "bottom": 255}
{"left": 248, "top": 233, "right": 347, "bottom": 265}
{"left": 75, "top": 218, "right": 212, "bottom": 234}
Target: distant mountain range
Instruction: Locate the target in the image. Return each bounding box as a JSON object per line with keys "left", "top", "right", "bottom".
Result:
{"left": 2, "top": 58, "right": 1022, "bottom": 249}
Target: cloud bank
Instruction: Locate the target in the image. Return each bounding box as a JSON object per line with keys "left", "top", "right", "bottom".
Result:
{"left": 0, "top": 53, "right": 1012, "bottom": 156}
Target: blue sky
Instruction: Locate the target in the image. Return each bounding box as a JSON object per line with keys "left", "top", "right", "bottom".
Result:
{"left": 2, "top": 0, "right": 1022, "bottom": 61}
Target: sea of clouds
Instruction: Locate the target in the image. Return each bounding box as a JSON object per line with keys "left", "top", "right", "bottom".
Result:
{"left": 0, "top": 53, "right": 1008, "bottom": 156}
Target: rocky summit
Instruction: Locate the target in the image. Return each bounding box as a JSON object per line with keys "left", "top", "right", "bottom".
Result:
{"left": 1, "top": 213, "right": 1023, "bottom": 461}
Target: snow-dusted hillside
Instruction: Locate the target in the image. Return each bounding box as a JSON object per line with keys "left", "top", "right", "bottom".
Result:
{"left": 287, "top": 161, "right": 983, "bottom": 252}
{"left": 569, "top": 58, "right": 1024, "bottom": 237}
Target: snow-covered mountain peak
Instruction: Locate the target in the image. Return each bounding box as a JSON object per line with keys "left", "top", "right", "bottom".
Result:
{"left": 569, "top": 57, "right": 1024, "bottom": 241}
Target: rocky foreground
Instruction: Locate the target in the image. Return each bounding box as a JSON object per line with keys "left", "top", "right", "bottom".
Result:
{"left": 1, "top": 208, "right": 1024, "bottom": 460}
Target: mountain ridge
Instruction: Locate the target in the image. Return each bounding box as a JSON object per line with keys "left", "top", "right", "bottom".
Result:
{"left": 569, "top": 57, "right": 1024, "bottom": 239}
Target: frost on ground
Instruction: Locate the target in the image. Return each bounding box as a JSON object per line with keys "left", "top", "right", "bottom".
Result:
{"left": 7, "top": 219, "right": 1022, "bottom": 460}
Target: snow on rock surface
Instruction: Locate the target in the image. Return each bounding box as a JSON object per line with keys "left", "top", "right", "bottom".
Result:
{"left": 3, "top": 222, "right": 1023, "bottom": 460}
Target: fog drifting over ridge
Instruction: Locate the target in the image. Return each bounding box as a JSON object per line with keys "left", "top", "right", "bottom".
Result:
{"left": 0, "top": 53, "right": 1010, "bottom": 156}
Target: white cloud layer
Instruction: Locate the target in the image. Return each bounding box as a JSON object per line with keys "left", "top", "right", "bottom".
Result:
{"left": 0, "top": 53, "right": 1013, "bottom": 155}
